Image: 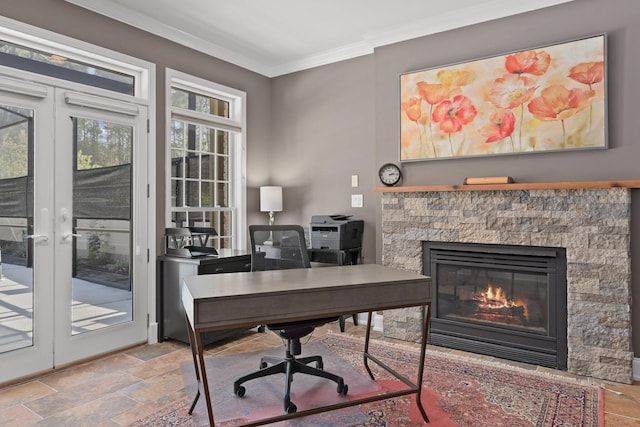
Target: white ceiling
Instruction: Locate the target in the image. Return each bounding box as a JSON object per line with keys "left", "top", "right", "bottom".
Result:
{"left": 65, "top": 0, "right": 573, "bottom": 77}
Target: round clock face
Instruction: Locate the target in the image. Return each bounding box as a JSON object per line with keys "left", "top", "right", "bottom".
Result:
{"left": 378, "top": 163, "right": 402, "bottom": 186}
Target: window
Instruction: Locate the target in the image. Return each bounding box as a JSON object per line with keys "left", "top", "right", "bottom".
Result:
{"left": 166, "top": 69, "right": 246, "bottom": 250}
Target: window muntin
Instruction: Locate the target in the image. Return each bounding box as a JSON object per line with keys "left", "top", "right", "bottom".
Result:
{"left": 167, "top": 71, "right": 245, "bottom": 251}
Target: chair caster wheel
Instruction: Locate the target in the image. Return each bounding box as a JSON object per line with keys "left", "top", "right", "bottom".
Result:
{"left": 285, "top": 402, "right": 297, "bottom": 413}
{"left": 337, "top": 382, "right": 348, "bottom": 395}
{"left": 235, "top": 386, "right": 246, "bottom": 397}
{"left": 316, "top": 361, "right": 324, "bottom": 369}
{"left": 259, "top": 361, "right": 268, "bottom": 369}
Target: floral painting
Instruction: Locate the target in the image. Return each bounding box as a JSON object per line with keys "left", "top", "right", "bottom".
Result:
{"left": 400, "top": 34, "right": 606, "bottom": 161}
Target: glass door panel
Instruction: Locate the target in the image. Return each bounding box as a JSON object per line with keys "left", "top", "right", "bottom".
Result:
{"left": 71, "top": 118, "right": 133, "bottom": 334}
{"left": 0, "top": 84, "right": 55, "bottom": 384}
{"left": 0, "top": 103, "right": 34, "bottom": 354}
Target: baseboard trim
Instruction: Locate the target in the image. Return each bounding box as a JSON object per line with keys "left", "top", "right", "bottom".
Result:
{"left": 148, "top": 322, "right": 158, "bottom": 344}
{"left": 634, "top": 357, "right": 640, "bottom": 381}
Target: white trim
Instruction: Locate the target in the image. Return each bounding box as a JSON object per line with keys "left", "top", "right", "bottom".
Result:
{"left": 64, "top": 0, "right": 574, "bottom": 77}
{"left": 0, "top": 76, "right": 48, "bottom": 98}
{"left": 356, "top": 313, "right": 384, "bottom": 332}
{"left": 634, "top": 357, "right": 640, "bottom": 381}
{"left": 64, "top": 91, "right": 140, "bottom": 116}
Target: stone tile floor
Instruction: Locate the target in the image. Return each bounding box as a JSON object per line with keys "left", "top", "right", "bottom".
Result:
{"left": 0, "top": 322, "right": 638, "bottom": 426}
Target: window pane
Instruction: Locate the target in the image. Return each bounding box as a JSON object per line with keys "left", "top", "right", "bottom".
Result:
{"left": 216, "top": 130, "right": 229, "bottom": 155}
{"left": 185, "top": 153, "right": 199, "bottom": 179}
{"left": 185, "top": 181, "right": 199, "bottom": 207}
{"left": 170, "top": 178, "right": 183, "bottom": 207}
{"left": 219, "top": 237, "right": 231, "bottom": 249}
{"left": 0, "top": 40, "right": 134, "bottom": 95}
{"left": 76, "top": 119, "right": 132, "bottom": 169}
{"left": 201, "top": 154, "right": 213, "bottom": 180}
{"left": 172, "top": 211, "right": 186, "bottom": 228}
{"left": 0, "top": 106, "right": 31, "bottom": 179}
{"left": 216, "top": 183, "right": 228, "bottom": 207}
{"left": 170, "top": 120, "right": 186, "bottom": 150}
{"left": 216, "top": 155, "right": 228, "bottom": 181}
{"left": 201, "top": 181, "right": 214, "bottom": 207}
{"left": 200, "top": 126, "right": 215, "bottom": 154}
{"left": 170, "top": 150, "right": 185, "bottom": 179}
{"left": 170, "top": 88, "right": 229, "bottom": 118}
{"left": 220, "top": 211, "right": 232, "bottom": 237}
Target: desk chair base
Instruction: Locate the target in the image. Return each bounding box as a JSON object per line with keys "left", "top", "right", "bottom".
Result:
{"left": 233, "top": 338, "right": 348, "bottom": 414}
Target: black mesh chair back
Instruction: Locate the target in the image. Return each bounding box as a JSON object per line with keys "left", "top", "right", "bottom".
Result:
{"left": 248, "top": 225, "right": 310, "bottom": 272}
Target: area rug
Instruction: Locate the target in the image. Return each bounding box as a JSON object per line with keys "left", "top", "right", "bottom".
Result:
{"left": 128, "top": 333, "right": 603, "bottom": 426}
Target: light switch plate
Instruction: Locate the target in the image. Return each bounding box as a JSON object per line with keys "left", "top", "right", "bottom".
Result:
{"left": 351, "top": 194, "right": 363, "bottom": 208}
{"left": 351, "top": 174, "right": 359, "bottom": 187}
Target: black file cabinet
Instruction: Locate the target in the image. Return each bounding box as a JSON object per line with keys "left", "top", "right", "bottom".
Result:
{"left": 157, "top": 249, "right": 251, "bottom": 345}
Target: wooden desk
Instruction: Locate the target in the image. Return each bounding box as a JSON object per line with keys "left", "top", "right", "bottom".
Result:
{"left": 182, "top": 264, "right": 432, "bottom": 426}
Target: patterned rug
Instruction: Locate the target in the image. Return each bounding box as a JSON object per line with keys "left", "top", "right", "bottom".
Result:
{"left": 128, "top": 333, "right": 603, "bottom": 426}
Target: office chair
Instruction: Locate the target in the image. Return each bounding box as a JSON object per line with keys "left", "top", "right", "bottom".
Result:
{"left": 233, "top": 225, "right": 348, "bottom": 414}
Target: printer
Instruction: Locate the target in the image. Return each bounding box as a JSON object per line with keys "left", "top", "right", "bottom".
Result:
{"left": 310, "top": 215, "right": 364, "bottom": 250}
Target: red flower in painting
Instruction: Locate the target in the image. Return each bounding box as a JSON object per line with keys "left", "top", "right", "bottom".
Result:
{"left": 488, "top": 74, "right": 538, "bottom": 110}
{"left": 416, "top": 82, "right": 451, "bottom": 105}
{"left": 402, "top": 97, "right": 422, "bottom": 122}
{"left": 479, "top": 110, "right": 516, "bottom": 143}
{"left": 568, "top": 61, "right": 604, "bottom": 86}
{"left": 505, "top": 50, "right": 551, "bottom": 76}
{"left": 527, "top": 85, "right": 595, "bottom": 121}
{"left": 432, "top": 95, "right": 477, "bottom": 133}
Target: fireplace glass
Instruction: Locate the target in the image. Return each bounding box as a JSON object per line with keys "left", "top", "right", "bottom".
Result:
{"left": 437, "top": 265, "right": 548, "bottom": 335}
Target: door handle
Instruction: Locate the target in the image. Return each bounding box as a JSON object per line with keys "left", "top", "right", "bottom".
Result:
{"left": 62, "top": 233, "right": 82, "bottom": 240}
{"left": 25, "top": 234, "right": 49, "bottom": 242}
{"left": 25, "top": 208, "right": 50, "bottom": 243}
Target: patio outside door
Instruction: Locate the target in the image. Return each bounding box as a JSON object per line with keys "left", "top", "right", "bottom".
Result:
{"left": 0, "top": 81, "right": 149, "bottom": 383}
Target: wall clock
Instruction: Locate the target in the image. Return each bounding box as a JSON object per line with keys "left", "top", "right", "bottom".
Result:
{"left": 378, "top": 163, "right": 402, "bottom": 186}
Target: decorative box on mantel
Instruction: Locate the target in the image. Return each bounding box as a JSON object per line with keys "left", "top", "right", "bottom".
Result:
{"left": 375, "top": 180, "right": 640, "bottom": 384}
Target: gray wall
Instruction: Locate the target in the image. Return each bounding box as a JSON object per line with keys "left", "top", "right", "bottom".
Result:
{"left": 270, "top": 56, "right": 376, "bottom": 262}
{"left": 3, "top": 0, "right": 639, "bottom": 356}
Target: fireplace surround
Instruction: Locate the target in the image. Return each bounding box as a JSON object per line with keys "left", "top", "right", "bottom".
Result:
{"left": 378, "top": 182, "right": 635, "bottom": 383}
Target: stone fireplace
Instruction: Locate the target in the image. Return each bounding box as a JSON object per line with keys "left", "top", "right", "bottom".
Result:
{"left": 379, "top": 184, "right": 634, "bottom": 383}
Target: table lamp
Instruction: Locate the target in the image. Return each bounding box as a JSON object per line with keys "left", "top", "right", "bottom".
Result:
{"left": 260, "top": 186, "right": 283, "bottom": 226}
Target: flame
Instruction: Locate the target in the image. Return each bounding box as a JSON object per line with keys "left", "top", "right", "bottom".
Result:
{"left": 478, "top": 285, "right": 516, "bottom": 308}
{"left": 473, "top": 284, "right": 528, "bottom": 321}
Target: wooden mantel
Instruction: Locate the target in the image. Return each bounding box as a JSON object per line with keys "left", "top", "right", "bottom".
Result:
{"left": 374, "top": 180, "right": 640, "bottom": 193}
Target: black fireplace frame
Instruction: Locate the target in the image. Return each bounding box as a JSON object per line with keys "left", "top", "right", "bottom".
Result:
{"left": 424, "top": 241, "right": 567, "bottom": 370}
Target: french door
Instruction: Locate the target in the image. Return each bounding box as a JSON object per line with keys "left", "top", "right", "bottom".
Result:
{"left": 0, "top": 78, "right": 149, "bottom": 383}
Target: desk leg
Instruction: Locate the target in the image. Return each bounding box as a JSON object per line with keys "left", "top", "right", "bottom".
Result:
{"left": 363, "top": 312, "right": 375, "bottom": 380}
{"left": 185, "top": 314, "right": 216, "bottom": 426}
{"left": 363, "top": 307, "right": 431, "bottom": 424}
{"left": 415, "top": 303, "right": 431, "bottom": 423}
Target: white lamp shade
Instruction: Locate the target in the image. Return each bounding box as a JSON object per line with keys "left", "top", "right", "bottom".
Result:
{"left": 260, "top": 186, "right": 283, "bottom": 212}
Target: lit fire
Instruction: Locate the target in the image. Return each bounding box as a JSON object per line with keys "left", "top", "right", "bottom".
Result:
{"left": 472, "top": 284, "right": 528, "bottom": 322}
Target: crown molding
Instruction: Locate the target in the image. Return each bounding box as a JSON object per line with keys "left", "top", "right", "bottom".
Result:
{"left": 65, "top": 0, "right": 574, "bottom": 78}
